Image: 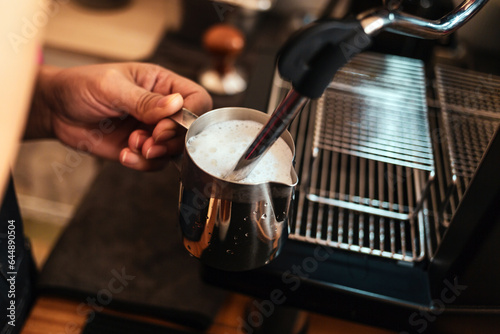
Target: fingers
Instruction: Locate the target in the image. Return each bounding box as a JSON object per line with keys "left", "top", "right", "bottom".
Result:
{"left": 123, "top": 128, "right": 185, "bottom": 171}
{"left": 134, "top": 91, "right": 184, "bottom": 124}
{"left": 171, "top": 78, "right": 213, "bottom": 116}
{"left": 108, "top": 71, "right": 184, "bottom": 124}
{"left": 151, "top": 118, "right": 185, "bottom": 143}
{"left": 145, "top": 67, "right": 213, "bottom": 116}
{"left": 141, "top": 135, "right": 185, "bottom": 159}
{"left": 143, "top": 137, "right": 168, "bottom": 159}
{"left": 128, "top": 129, "right": 149, "bottom": 153}
{"left": 120, "top": 148, "right": 167, "bottom": 171}
{"left": 55, "top": 62, "right": 212, "bottom": 172}
{"left": 115, "top": 63, "right": 212, "bottom": 123}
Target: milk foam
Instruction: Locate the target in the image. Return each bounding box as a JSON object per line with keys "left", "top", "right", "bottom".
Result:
{"left": 186, "top": 120, "right": 293, "bottom": 184}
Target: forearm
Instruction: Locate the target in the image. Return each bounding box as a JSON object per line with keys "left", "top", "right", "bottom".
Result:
{"left": 24, "top": 65, "right": 62, "bottom": 140}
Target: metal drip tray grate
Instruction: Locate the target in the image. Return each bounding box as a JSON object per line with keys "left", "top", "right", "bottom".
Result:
{"left": 314, "top": 53, "right": 433, "bottom": 171}
{"left": 307, "top": 151, "right": 431, "bottom": 222}
{"left": 267, "top": 52, "right": 431, "bottom": 262}
{"left": 436, "top": 65, "right": 500, "bottom": 179}
{"left": 441, "top": 111, "right": 499, "bottom": 179}
{"left": 289, "top": 103, "right": 427, "bottom": 262}
{"left": 435, "top": 64, "right": 500, "bottom": 117}
{"left": 314, "top": 90, "right": 434, "bottom": 171}
{"left": 309, "top": 53, "right": 433, "bottom": 221}
{"left": 435, "top": 65, "right": 500, "bottom": 224}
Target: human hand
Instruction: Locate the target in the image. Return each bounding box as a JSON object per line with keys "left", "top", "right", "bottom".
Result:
{"left": 29, "top": 63, "right": 212, "bottom": 171}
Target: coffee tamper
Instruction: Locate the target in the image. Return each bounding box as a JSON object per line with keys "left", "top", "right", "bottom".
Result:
{"left": 198, "top": 24, "right": 247, "bottom": 95}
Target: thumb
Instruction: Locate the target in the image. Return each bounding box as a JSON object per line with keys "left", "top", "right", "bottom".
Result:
{"left": 125, "top": 88, "right": 184, "bottom": 124}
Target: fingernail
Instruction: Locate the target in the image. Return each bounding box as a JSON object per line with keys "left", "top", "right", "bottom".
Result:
{"left": 154, "top": 130, "right": 176, "bottom": 143}
{"left": 156, "top": 93, "right": 182, "bottom": 108}
{"left": 133, "top": 133, "right": 148, "bottom": 152}
{"left": 122, "top": 151, "right": 140, "bottom": 165}
{"left": 134, "top": 135, "right": 141, "bottom": 152}
{"left": 146, "top": 145, "right": 168, "bottom": 159}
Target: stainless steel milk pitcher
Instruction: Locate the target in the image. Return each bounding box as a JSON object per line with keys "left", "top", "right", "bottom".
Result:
{"left": 172, "top": 107, "right": 298, "bottom": 271}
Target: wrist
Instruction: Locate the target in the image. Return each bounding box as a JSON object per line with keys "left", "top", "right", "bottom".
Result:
{"left": 25, "top": 65, "right": 62, "bottom": 140}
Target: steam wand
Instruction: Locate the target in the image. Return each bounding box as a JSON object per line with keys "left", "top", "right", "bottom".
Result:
{"left": 225, "top": 88, "right": 309, "bottom": 182}
{"left": 226, "top": 0, "right": 488, "bottom": 182}
{"left": 225, "top": 19, "right": 374, "bottom": 182}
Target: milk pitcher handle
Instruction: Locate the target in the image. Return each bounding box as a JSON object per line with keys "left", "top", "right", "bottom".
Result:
{"left": 169, "top": 108, "right": 199, "bottom": 171}
{"left": 169, "top": 107, "right": 199, "bottom": 130}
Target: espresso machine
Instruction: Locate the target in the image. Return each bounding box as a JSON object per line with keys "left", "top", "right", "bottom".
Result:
{"left": 199, "top": 0, "right": 500, "bottom": 332}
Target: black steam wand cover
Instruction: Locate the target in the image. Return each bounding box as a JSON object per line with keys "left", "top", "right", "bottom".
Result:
{"left": 277, "top": 19, "right": 373, "bottom": 99}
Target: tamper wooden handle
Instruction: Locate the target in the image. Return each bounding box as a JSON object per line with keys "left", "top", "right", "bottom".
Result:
{"left": 203, "top": 24, "right": 245, "bottom": 75}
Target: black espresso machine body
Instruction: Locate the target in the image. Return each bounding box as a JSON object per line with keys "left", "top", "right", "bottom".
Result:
{"left": 202, "top": 126, "right": 500, "bottom": 333}
{"left": 201, "top": 0, "right": 500, "bottom": 332}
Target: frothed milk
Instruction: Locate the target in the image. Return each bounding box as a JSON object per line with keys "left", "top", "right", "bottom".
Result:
{"left": 186, "top": 120, "right": 293, "bottom": 184}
